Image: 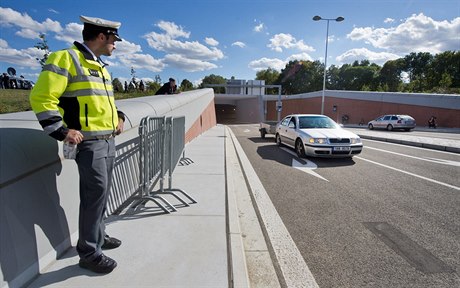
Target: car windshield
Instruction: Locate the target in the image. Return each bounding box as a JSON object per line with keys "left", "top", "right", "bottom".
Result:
{"left": 298, "top": 116, "right": 338, "bottom": 129}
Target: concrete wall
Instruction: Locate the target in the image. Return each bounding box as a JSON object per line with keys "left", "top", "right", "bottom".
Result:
{"left": 0, "top": 88, "right": 216, "bottom": 288}
{"left": 264, "top": 90, "right": 460, "bottom": 127}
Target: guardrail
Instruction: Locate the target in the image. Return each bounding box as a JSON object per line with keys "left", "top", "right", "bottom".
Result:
{"left": 132, "top": 116, "right": 197, "bottom": 213}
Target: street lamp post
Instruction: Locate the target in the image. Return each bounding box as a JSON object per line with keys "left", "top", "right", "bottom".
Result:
{"left": 313, "top": 15, "right": 344, "bottom": 115}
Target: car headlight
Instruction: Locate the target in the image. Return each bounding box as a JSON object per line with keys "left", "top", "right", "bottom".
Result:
{"left": 309, "top": 138, "right": 327, "bottom": 144}
{"left": 350, "top": 137, "right": 361, "bottom": 144}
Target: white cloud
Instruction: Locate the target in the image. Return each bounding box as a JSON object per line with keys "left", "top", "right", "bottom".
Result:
{"left": 286, "top": 52, "right": 314, "bottom": 62}
{"left": 55, "top": 22, "right": 82, "bottom": 44}
{"left": 336, "top": 47, "right": 400, "bottom": 65}
{"left": 347, "top": 13, "right": 460, "bottom": 54}
{"left": 16, "top": 28, "right": 39, "bottom": 39}
{"left": 48, "top": 9, "right": 59, "bottom": 14}
{"left": 117, "top": 53, "right": 165, "bottom": 72}
{"left": 384, "top": 18, "right": 395, "bottom": 24}
{"left": 156, "top": 20, "right": 190, "bottom": 39}
{"left": 163, "top": 54, "right": 217, "bottom": 72}
{"left": 0, "top": 40, "right": 42, "bottom": 69}
{"left": 145, "top": 32, "right": 224, "bottom": 61}
{"left": 254, "top": 23, "right": 264, "bottom": 32}
{"left": 114, "top": 40, "right": 143, "bottom": 54}
{"left": 205, "top": 37, "right": 219, "bottom": 46}
{"left": 0, "top": 39, "right": 8, "bottom": 48}
{"left": 232, "top": 41, "right": 246, "bottom": 48}
{"left": 268, "top": 33, "right": 315, "bottom": 52}
{"left": 0, "top": 7, "right": 62, "bottom": 39}
{"left": 248, "top": 57, "right": 286, "bottom": 71}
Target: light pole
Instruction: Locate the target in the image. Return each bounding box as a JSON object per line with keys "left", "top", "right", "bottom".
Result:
{"left": 313, "top": 15, "right": 344, "bottom": 115}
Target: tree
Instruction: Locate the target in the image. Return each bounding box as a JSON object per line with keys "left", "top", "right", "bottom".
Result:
{"left": 427, "top": 51, "right": 460, "bottom": 92}
{"left": 379, "top": 59, "right": 404, "bottom": 91}
{"left": 402, "top": 52, "right": 433, "bottom": 92}
{"left": 112, "top": 78, "right": 123, "bottom": 92}
{"left": 278, "top": 60, "right": 323, "bottom": 94}
{"left": 256, "top": 68, "right": 280, "bottom": 94}
{"left": 199, "top": 74, "right": 226, "bottom": 93}
{"left": 180, "top": 79, "right": 194, "bottom": 91}
{"left": 34, "top": 33, "right": 50, "bottom": 68}
{"left": 147, "top": 81, "right": 161, "bottom": 93}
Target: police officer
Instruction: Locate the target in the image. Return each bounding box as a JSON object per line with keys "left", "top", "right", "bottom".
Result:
{"left": 30, "top": 15, "right": 125, "bottom": 274}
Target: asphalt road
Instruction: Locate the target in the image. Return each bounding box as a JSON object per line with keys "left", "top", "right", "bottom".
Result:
{"left": 229, "top": 124, "right": 460, "bottom": 288}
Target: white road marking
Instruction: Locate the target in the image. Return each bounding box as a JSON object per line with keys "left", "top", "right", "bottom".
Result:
{"left": 292, "top": 159, "right": 329, "bottom": 182}
{"left": 243, "top": 129, "right": 251, "bottom": 133}
{"left": 355, "top": 156, "right": 460, "bottom": 191}
{"left": 364, "top": 146, "right": 460, "bottom": 167}
{"left": 280, "top": 147, "right": 329, "bottom": 181}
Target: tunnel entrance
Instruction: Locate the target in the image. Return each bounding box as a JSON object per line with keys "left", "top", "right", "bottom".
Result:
{"left": 215, "top": 104, "right": 237, "bottom": 124}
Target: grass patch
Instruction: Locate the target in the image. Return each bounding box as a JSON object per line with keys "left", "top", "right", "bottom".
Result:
{"left": 0, "top": 89, "right": 156, "bottom": 114}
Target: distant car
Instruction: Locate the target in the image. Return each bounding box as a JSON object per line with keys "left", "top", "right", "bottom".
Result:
{"left": 367, "top": 114, "right": 416, "bottom": 131}
{"left": 275, "top": 114, "right": 363, "bottom": 158}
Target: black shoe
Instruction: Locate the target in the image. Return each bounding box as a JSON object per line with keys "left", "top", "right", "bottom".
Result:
{"left": 102, "top": 235, "right": 122, "bottom": 250}
{"left": 79, "top": 254, "right": 117, "bottom": 274}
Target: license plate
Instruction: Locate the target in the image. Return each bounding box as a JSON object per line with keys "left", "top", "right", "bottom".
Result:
{"left": 333, "top": 146, "right": 350, "bottom": 151}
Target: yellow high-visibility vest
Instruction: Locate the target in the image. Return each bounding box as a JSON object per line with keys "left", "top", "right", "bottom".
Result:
{"left": 30, "top": 42, "right": 119, "bottom": 140}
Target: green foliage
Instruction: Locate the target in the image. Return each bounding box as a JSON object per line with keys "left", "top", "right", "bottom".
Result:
{"left": 199, "top": 74, "right": 226, "bottom": 93}
{"left": 180, "top": 79, "right": 194, "bottom": 91}
{"left": 278, "top": 60, "right": 323, "bottom": 94}
{"left": 256, "top": 68, "right": 280, "bottom": 94}
{"left": 253, "top": 51, "right": 459, "bottom": 94}
{"left": 147, "top": 81, "right": 161, "bottom": 93}
{"left": 112, "top": 78, "right": 123, "bottom": 92}
{"left": 34, "top": 33, "right": 50, "bottom": 68}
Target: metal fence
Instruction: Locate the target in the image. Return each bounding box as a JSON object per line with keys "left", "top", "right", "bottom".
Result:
{"left": 132, "top": 116, "right": 197, "bottom": 213}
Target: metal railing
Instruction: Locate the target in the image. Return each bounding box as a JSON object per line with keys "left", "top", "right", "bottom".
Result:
{"left": 132, "top": 116, "right": 197, "bottom": 213}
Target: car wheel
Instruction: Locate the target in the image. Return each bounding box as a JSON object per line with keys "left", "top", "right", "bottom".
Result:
{"left": 368, "top": 123, "right": 374, "bottom": 130}
{"left": 275, "top": 133, "right": 282, "bottom": 146}
{"left": 295, "top": 139, "right": 306, "bottom": 158}
{"left": 387, "top": 124, "right": 393, "bottom": 131}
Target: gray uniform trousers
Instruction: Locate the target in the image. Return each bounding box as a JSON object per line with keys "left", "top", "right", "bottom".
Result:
{"left": 75, "top": 138, "right": 115, "bottom": 261}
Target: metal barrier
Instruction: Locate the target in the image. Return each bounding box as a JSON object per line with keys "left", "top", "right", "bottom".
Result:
{"left": 132, "top": 116, "right": 197, "bottom": 213}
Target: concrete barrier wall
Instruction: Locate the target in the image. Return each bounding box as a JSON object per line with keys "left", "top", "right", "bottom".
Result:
{"left": 264, "top": 90, "right": 460, "bottom": 127}
{"left": 0, "top": 88, "right": 216, "bottom": 288}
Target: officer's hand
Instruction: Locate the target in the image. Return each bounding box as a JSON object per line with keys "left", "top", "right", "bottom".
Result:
{"left": 65, "top": 129, "right": 83, "bottom": 144}
{"left": 115, "top": 118, "right": 124, "bottom": 135}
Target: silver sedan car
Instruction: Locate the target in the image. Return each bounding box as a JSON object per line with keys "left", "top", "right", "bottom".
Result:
{"left": 275, "top": 114, "right": 363, "bottom": 158}
{"left": 367, "top": 114, "right": 416, "bottom": 131}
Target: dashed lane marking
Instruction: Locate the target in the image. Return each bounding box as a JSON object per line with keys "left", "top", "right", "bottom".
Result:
{"left": 364, "top": 146, "right": 460, "bottom": 167}
{"left": 355, "top": 156, "right": 460, "bottom": 191}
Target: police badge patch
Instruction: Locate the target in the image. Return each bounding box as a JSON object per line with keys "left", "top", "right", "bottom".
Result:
{"left": 88, "top": 69, "right": 100, "bottom": 77}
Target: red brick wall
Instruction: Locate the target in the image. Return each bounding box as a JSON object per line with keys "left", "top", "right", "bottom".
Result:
{"left": 266, "top": 96, "right": 460, "bottom": 127}
{"left": 185, "top": 98, "right": 217, "bottom": 143}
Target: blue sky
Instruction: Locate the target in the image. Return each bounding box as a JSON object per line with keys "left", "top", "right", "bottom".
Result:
{"left": 1, "top": 0, "right": 459, "bottom": 86}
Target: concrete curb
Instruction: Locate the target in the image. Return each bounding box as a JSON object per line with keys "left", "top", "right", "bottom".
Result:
{"left": 357, "top": 134, "right": 460, "bottom": 153}
{"left": 227, "top": 127, "right": 319, "bottom": 288}
{"left": 226, "top": 126, "right": 281, "bottom": 287}
{"left": 225, "top": 127, "right": 251, "bottom": 287}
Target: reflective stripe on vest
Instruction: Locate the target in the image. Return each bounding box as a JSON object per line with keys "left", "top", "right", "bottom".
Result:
{"left": 65, "top": 48, "right": 117, "bottom": 137}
